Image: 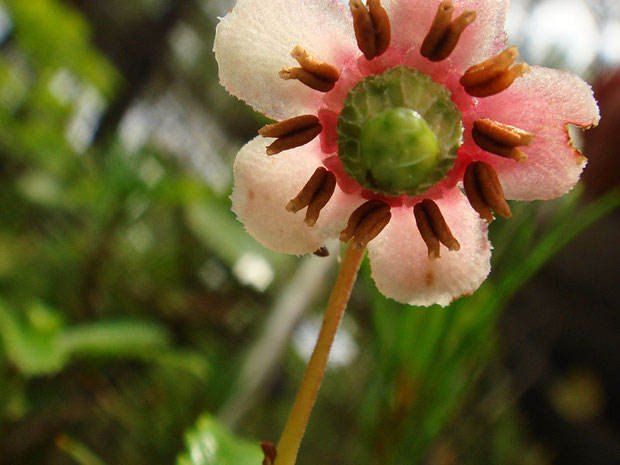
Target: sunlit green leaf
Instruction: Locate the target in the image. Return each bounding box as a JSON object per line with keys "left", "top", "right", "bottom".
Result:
{"left": 177, "top": 415, "right": 262, "bottom": 465}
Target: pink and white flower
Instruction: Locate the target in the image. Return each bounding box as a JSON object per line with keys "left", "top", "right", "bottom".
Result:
{"left": 214, "top": 0, "right": 599, "bottom": 306}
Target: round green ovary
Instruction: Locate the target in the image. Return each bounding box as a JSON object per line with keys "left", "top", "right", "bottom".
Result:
{"left": 337, "top": 66, "right": 463, "bottom": 196}
{"left": 360, "top": 108, "right": 439, "bottom": 193}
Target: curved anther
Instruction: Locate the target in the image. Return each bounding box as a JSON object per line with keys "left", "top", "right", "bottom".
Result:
{"left": 340, "top": 199, "right": 391, "bottom": 250}
{"left": 349, "top": 0, "right": 391, "bottom": 60}
{"left": 472, "top": 118, "right": 534, "bottom": 163}
{"left": 279, "top": 46, "right": 339, "bottom": 92}
{"left": 463, "top": 161, "right": 511, "bottom": 223}
{"left": 259, "top": 115, "right": 322, "bottom": 155}
{"left": 460, "top": 46, "right": 530, "bottom": 97}
{"left": 260, "top": 442, "right": 276, "bottom": 465}
{"left": 286, "top": 167, "right": 337, "bottom": 227}
{"left": 421, "top": 1, "right": 476, "bottom": 62}
{"left": 313, "top": 246, "right": 330, "bottom": 257}
{"left": 413, "top": 199, "right": 460, "bottom": 260}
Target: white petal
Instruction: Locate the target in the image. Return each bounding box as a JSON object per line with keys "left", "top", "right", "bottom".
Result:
{"left": 214, "top": 0, "right": 358, "bottom": 120}
{"left": 231, "top": 136, "right": 363, "bottom": 255}
{"left": 465, "top": 66, "right": 600, "bottom": 200}
{"left": 384, "top": 0, "right": 509, "bottom": 72}
{"left": 367, "top": 188, "right": 491, "bottom": 307}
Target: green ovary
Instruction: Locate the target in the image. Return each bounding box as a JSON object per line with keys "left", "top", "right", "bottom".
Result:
{"left": 360, "top": 108, "right": 440, "bottom": 193}
{"left": 337, "top": 66, "right": 463, "bottom": 197}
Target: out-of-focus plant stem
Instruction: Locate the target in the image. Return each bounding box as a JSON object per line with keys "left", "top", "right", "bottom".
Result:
{"left": 273, "top": 242, "right": 366, "bottom": 465}
{"left": 219, "top": 247, "right": 337, "bottom": 429}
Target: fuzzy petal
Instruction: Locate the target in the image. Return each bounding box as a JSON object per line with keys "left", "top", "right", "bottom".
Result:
{"left": 465, "top": 66, "right": 600, "bottom": 200}
{"left": 384, "top": 0, "right": 508, "bottom": 73}
{"left": 214, "top": 0, "right": 358, "bottom": 120}
{"left": 367, "top": 188, "right": 491, "bottom": 307}
{"left": 231, "top": 137, "right": 363, "bottom": 255}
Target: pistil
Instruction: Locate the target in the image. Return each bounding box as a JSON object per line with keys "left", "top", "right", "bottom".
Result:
{"left": 413, "top": 199, "right": 460, "bottom": 259}
{"left": 259, "top": 115, "right": 322, "bottom": 155}
{"left": 349, "top": 0, "right": 391, "bottom": 60}
{"left": 460, "top": 46, "right": 530, "bottom": 97}
{"left": 472, "top": 118, "right": 534, "bottom": 162}
{"left": 286, "top": 167, "right": 337, "bottom": 226}
{"left": 280, "top": 46, "right": 339, "bottom": 92}
{"left": 340, "top": 200, "right": 391, "bottom": 250}
{"left": 463, "top": 161, "right": 511, "bottom": 223}
{"left": 421, "top": 1, "right": 476, "bottom": 62}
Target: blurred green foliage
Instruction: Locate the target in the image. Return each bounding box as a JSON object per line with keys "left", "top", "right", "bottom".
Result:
{"left": 177, "top": 415, "right": 262, "bottom": 465}
{"left": 0, "top": 0, "right": 618, "bottom": 464}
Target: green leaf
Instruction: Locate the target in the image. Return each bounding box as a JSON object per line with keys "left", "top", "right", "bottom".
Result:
{"left": 0, "top": 299, "right": 174, "bottom": 376}
{"left": 177, "top": 415, "right": 262, "bottom": 465}
{"left": 57, "top": 320, "right": 171, "bottom": 358}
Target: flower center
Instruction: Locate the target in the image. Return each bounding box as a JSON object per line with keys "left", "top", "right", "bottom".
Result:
{"left": 337, "top": 66, "right": 463, "bottom": 196}
{"left": 360, "top": 108, "right": 440, "bottom": 192}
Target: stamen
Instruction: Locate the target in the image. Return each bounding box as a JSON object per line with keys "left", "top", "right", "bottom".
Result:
{"left": 460, "top": 46, "right": 530, "bottom": 97}
{"left": 414, "top": 203, "right": 440, "bottom": 259}
{"left": 472, "top": 118, "right": 534, "bottom": 162}
{"left": 349, "top": 0, "right": 391, "bottom": 60}
{"left": 286, "top": 167, "right": 337, "bottom": 226}
{"left": 313, "top": 246, "right": 330, "bottom": 257}
{"left": 414, "top": 199, "right": 460, "bottom": 259}
{"left": 463, "top": 161, "right": 511, "bottom": 223}
{"left": 369, "top": 0, "right": 391, "bottom": 57}
{"left": 259, "top": 115, "right": 322, "bottom": 155}
{"left": 279, "top": 46, "right": 339, "bottom": 92}
{"left": 421, "top": 1, "right": 476, "bottom": 62}
{"left": 340, "top": 200, "right": 391, "bottom": 250}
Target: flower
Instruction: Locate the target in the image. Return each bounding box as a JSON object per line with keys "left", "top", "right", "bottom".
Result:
{"left": 214, "top": 0, "right": 599, "bottom": 306}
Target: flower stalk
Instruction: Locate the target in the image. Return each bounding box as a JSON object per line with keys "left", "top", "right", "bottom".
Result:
{"left": 273, "top": 242, "right": 366, "bottom": 465}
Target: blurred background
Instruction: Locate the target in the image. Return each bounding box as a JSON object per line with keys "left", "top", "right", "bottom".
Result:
{"left": 0, "top": 0, "right": 618, "bottom": 464}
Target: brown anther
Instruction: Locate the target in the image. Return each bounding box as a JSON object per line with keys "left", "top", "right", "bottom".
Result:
{"left": 286, "top": 167, "right": 336, "bottom": 226}
{"left": 313, "top": 246, "right": 329, "bottom": 257}
{"left": 421, "top": 1, "right": 476, "bottom": 62}
{"left": 259, "top": 115, "right": 322, "bottom": 155}
{"left": 340, "top": 200, "right": 391, "bottom": 250}
{"left": 414, "top": 199, "right": 460, "bottom": 260}
{"left": 260, "top": 442, "right": 277, "bottom": 465}
{"left": 460, "top": 46, "right": 530, "bottom": 97}
{"left": 350, "top": 0, "right": 391, "bottom": 60}
{"left": 472, "top": 118, "right": 534, "bottom": 163}
{"left": 279, "top": 46, "right": 339, "bottom": 92}
{"left": 463, "top": 161, "right": 512, "bottom": 223}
